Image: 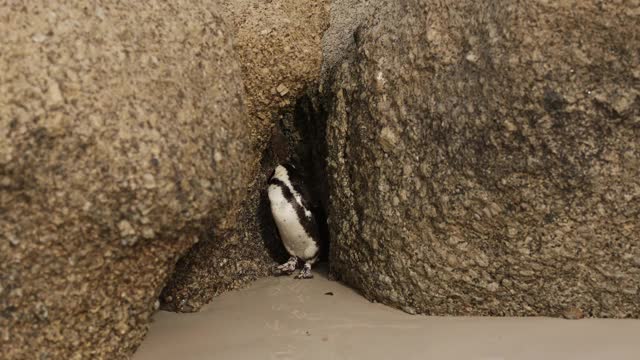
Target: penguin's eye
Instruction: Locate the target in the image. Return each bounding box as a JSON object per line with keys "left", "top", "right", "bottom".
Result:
{"left": 268, "top": 169, "right": 275, "bottom": 181}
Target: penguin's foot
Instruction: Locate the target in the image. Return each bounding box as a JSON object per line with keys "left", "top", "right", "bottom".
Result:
{"left": 275, "top": 256, "right": 298, "bottom": 275}
{"left": 295, "top": 263, "right": 313, "bottom": 279}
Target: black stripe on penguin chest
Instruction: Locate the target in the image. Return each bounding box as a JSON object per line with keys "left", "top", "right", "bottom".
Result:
{"left": 268, "top": 178, "right": 320, "bottom": 246}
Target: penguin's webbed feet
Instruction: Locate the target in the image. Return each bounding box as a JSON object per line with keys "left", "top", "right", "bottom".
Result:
{"left": 294, "top": 263, "right": 313, "bottom": 279}
{"left": 275, "top": 256, "right": 298, "bottom": 275}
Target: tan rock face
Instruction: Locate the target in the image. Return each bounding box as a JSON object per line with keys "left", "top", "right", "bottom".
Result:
{"left": 160, "top": 0, "right": 330, "bottom": 312}
{"left": 221, "top": 0, "right": 329, "bottom": 145}
{"left": 0, "top": 1, "right": 252, "bottom": 358}
{"left": 326, "top": 0, "right": 640, "bottom": 317}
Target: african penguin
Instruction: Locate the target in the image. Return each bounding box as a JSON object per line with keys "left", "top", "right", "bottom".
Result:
{"left": 268, "top": 163, "right": 321, "bottom": 279}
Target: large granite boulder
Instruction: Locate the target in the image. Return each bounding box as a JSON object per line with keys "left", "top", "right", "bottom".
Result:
{"left": 0, "top": 1, "right": 252, "bottom": 358}
{"left": 326, "top": 0, "right": 640, "bottom": 317}
{"left": 160, "top": 0, "right": 329, "bottom": 312}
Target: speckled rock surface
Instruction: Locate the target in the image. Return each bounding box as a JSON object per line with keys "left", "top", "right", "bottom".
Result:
{"left": 160, "top": 0, "right": 329, "bottom": 312}
{"left": 0, "top": 1, "right": 252, "bottom": 358}
{"left": 320, "top": 0, "right": 377, "bottom": 79}
{"left": 326, "top": 0, "right": 640, "bottom": 317}
{"left": 221, "top": 0, "right": 330, "bottom": 147}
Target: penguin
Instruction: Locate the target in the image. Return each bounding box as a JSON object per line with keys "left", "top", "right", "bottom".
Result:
{"left": 267, "top": 163, "right": 321, "bottom": 279}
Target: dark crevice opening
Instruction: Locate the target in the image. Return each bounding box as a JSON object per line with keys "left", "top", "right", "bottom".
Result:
{"left": 266, "top": 91, "right": 331, "bottom": 264}
{"left": 156, "top": 89, "right": 331, "bottom": 313}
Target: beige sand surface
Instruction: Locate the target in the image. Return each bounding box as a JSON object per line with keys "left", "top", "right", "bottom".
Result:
{"left": 135, "top": 268, "right": 640, "bottom": 360}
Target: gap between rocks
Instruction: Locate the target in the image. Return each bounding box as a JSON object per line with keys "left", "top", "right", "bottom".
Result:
{"left": 272, "top": 92, "right": 331, "bottom": 262}
{"left": 159, "top": 90, "right": 331, "bottom": 312}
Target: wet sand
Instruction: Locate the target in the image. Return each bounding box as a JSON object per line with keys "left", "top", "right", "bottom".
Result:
{"left": 135, "top": 268, "right": 640, "bottom": 360}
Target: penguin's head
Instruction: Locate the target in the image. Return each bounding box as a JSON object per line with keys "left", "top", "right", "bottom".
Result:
{"left": 269, "top": 163, "right": 296, "bottom": 183}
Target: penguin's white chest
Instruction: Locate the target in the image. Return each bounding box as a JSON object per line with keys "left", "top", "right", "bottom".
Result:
{"left": 268, "top": 184, "right": 318, "bottom": 260}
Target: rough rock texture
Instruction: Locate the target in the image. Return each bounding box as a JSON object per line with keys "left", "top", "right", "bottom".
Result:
{"left": 221, "top": 0, "right": 330, "bottom": 145}
{"left": 326, "top": 0, "right": 640, "bottom": 317}
{"left": 159, "top": 134, "right": 288, "bottom": 313}
{"left": 160, "top": 0, "right": 330, "bottom": 312}
{"left": 320, "top": 0, "right": 376, "bottom": 79}
{"left": 0, "top": 1, "right": 252, "bottom": 358}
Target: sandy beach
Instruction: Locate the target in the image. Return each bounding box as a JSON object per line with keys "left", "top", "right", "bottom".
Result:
{"left": 135, "top": 267, "right": 640, "bottom": 360}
